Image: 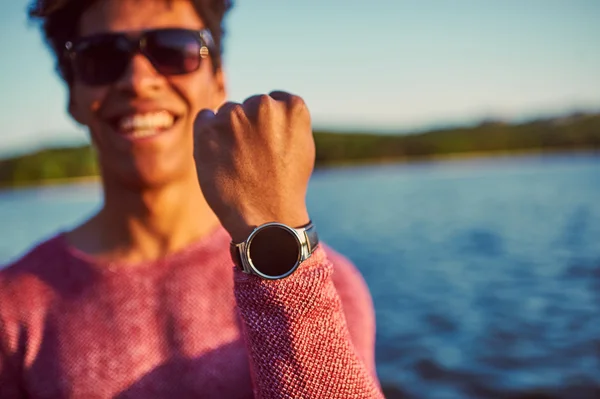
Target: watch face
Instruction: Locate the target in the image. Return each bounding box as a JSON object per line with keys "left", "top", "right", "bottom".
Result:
{"left": 247, "top": 224, "right": 301, "bottom": 279}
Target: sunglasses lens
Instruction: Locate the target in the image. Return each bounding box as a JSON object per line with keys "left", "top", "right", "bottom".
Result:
{"left": 73, "top": 36, "right": 131, "bottom": 85}
{"left": 71, "top": 29, "right": 204, "bottom": 85}
{"left": 145, "top": 29, "right": 202, "bottom": 75}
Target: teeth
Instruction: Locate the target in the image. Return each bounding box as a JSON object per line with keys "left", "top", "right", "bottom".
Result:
{"left": 118, "top": 111, "right": 175, "bottom": 136}
{"left": 129, "top": 129, "right": 161, "bottom": 139}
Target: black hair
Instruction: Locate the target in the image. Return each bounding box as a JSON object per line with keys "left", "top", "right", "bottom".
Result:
{"left": 29, "top": 0, "right": 233, "bottom": 84}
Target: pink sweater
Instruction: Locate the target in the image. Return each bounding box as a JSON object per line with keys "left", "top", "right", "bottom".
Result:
{"left": 0, "top": 226, "right": 382, "bottom": 398}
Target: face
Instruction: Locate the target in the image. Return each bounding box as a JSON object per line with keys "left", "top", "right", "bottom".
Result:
{"left": 70, "top": 0, "right": 226, "bottom": 189}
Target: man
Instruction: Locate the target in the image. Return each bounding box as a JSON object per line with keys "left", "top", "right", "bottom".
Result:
{"left": 0, "top": 0, "right": 383, "bottom": 397}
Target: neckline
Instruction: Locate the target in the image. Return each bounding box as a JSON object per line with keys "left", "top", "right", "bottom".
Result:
{"left": 55, "top": 225, "right": 230, "bottom": 273}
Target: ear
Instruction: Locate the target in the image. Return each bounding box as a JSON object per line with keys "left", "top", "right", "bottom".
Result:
{"left": 212, "top": 67, "right": 228, "bottom": 110}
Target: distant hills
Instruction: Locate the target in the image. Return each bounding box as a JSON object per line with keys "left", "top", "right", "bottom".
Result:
{"left": 1, "top": 112, "right": 598, "bottom": 188}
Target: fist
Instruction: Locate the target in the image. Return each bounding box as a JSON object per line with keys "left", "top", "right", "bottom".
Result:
{"left": 193, "top": 91, "right": 315, "bottom": 243}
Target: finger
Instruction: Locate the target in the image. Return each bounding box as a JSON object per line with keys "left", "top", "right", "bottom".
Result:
{"left": 269, "top": 90, "right": 307, "bottom": 115}
{"left": 216, "top": 101, "right": 242, "bottom": 116}
{"left": 242, "top": 94, "right": 265, "bottom": 110}
{"left": 194, "top": 108, "right": 216, "bottom": 130}
{"left": 269, "top": 90, "right": 293, "bottom": 105}
{"left": 243, "top": 94, "right": 270, "bottom": 125}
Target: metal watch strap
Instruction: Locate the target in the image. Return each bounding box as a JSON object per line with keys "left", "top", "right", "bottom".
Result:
{"left": 303, "top": 222, "right": 319, "bottom": 254}
{"left": 229, "top": 221, "right": 319, "bottom": 272}
{"left": 230, "top": 241, "right": 243, "bottom": 270}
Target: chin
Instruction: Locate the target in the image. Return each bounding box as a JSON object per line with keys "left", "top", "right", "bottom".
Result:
{"left": 101, "top": 154, "right": 193, "bottom": 191}
{"left": 96, "top": 124, "right": 196, "bottom": 191}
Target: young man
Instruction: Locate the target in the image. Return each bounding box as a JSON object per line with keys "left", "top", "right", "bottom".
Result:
{"left": 0, "top": 0, "right": 383, "bottom": 397}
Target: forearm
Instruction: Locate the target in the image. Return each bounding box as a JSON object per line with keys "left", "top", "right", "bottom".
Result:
{"left": 234, "top": 248, "right": 383, "bottom": 399}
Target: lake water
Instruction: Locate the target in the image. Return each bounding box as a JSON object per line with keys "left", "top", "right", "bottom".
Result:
{"left": 1, "top": 153, "right": 599, "bottom": 399}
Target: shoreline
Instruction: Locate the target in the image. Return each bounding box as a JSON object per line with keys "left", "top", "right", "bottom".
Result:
{"left": 0, "top": 175, "right": 101, "bottom": 191}
{"left": 314, "top": 147, "right": 599, "bottom": 169}
{"left": 1, "top": 148, "right": 597, "bottom": 191}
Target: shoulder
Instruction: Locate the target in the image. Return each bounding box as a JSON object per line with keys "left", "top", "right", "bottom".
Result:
{"left": 1, "top": 234, "right": 64, "bottom": 283}
{"left": 0, "top": 235, "right": 65, "bottom": 321}
{"left": 0, "top": 235, "right": 67, "bottom": 366}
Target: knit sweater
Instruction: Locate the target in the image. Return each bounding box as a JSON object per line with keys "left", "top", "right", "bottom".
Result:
{"left": 0, "top": 226, "right": 382, "bottom": 398}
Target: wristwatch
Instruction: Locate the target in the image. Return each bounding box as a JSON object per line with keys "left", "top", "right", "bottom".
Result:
{"left": 230, "top": 221, "right": 320, "bottom": 280}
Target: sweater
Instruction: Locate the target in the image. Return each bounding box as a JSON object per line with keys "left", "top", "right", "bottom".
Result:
{"left": 0, "top": 226, "right": 383, "bottom": 398}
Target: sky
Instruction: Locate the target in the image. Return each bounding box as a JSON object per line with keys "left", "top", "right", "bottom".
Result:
{"left": 0, "top": 0, "right": 599, "bottom": 157}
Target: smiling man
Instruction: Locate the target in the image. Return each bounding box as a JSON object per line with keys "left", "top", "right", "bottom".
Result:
{"left": 0, "top": 0, "right": 383, "bottom": 398}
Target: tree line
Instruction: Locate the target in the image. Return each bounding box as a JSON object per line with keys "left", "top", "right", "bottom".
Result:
{"left": 1, "top": 112, "right": 598, "bottom": 187}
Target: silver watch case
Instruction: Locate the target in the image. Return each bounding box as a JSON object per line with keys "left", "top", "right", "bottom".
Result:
{"left": 233, "top": 222, "right": 318, "bottom": 280}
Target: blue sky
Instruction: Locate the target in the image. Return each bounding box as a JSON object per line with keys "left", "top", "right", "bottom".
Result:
{"left": 1, "top": 0, "right": 599, "bottom": 157}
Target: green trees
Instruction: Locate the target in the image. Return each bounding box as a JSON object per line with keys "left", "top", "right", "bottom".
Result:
{"left": 0, "top": 146, "right": 98, "bottom": 187}
{"left": 314, "top": 113, "right": 599, "bottom": 165}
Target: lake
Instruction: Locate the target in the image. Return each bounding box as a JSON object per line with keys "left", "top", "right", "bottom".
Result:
{"left": 1, "top": 153, "right": 599, "bottom": 399}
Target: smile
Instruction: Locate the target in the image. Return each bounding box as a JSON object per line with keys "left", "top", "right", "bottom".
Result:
{"left": 109, "top": 111, "right": 179, "bottom": 139}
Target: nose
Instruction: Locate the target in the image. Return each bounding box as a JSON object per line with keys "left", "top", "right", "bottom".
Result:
{"left": 114, "top": 53, "right": 164, "bottom": 95}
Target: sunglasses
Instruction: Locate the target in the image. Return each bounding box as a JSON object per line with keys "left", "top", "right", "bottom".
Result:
{"left": 64, "top": 28, "right": 214, "bottom": 86}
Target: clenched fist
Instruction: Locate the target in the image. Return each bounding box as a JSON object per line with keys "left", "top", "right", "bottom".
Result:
{"left": 193, "top": 91, "right": 315, "bottom": 243}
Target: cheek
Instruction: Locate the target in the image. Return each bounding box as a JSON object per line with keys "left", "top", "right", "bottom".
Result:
{"left": 71, "top": 84, "right": 106, "bottom": 125}
{"left": 173, "top": 71, "right": 224, "bottom": 116}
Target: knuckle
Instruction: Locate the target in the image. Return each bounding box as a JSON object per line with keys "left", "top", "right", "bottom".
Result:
{"left": 257, "top": 94, "right": 272, "bottom": 103}
{"left": 289, "top": 95, "right": 306, "bottom": 109}
{"left": 243, "top": 94, "right": 273, "bottom": 121}
{"left": 217, "top": 101, "right": 235, "bottom": 112}
{"left": 270, "top": 90, "right": 291, "bottom": 99}
{"left": 257, "top": 94, "right": 275, "bottom": 114}
{"left": 289, "top": 96, "right": 309, "bottom": 116}
{"left": 243, "top": 94, "right": 263, "bottom": 107}
{"left": 230, "top": 103, "right": 246, "bottom": 119}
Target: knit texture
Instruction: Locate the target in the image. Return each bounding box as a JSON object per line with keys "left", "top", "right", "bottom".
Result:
{"left": 0, "top": 226, "right": 382, "bottom": 398}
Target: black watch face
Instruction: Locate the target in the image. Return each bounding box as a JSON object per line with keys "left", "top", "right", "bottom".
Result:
{"left": 248, "top": 225, "right": 301, "bottom": 278}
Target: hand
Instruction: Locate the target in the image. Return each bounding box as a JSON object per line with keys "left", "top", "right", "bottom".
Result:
{"left": 193, "top": 91, "right": 315, "bottom": 243}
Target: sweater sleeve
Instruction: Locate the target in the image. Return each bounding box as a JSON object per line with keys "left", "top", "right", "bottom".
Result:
{"left": 0, "top": 345, "right": 22, "bottom": 399}
{"left": 0, "top": 297, "right": 23, "bottom": 399}
{"left": 233, "top": 247, "right": 384, "bottom": 398}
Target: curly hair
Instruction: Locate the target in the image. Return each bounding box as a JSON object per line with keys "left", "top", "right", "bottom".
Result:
{"left": 28, "top": 0, "right": 233, "bottom": 85}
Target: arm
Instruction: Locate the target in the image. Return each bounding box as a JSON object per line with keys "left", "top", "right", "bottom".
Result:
{"left": 194, "top": 92, "right": 382, "bottom": 397}
{"left": 0, "top": 302, "right": 23, "bottom": 399}
{"left": 234, "top": 248, "right": 383, "bottom": 398}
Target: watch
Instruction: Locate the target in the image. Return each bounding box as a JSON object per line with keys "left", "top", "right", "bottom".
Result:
{"left": 229, "top": 221, "right": 320, "bottom": 280}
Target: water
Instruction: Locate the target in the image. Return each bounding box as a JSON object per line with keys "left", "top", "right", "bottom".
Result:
{"left": 1, "top": 153, "right": 599, "bottom": 399}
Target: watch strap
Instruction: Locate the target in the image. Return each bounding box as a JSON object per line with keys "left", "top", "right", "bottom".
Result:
{"left": 230, "top": 240, "right": 244, "bottom": 271}
{"left": 304, "top": 222, "right": 319, "bottom": 254}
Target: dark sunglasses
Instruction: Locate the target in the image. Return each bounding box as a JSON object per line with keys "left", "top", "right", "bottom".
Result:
{"left": 64, "top": 28, "right": 214, "bottom": 86}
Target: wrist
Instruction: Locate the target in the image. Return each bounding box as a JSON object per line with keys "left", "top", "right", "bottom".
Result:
{"left": 224, "top": 210, "right": 310, "bottom": 243}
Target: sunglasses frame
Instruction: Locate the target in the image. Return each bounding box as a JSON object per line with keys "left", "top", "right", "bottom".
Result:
{"left": 64, "top": 28, "right": 215, "bottom": 85}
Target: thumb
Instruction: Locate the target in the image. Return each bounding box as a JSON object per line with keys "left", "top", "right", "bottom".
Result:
{"left": 194, "top": 108, "right": 216, "bottom": 132}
